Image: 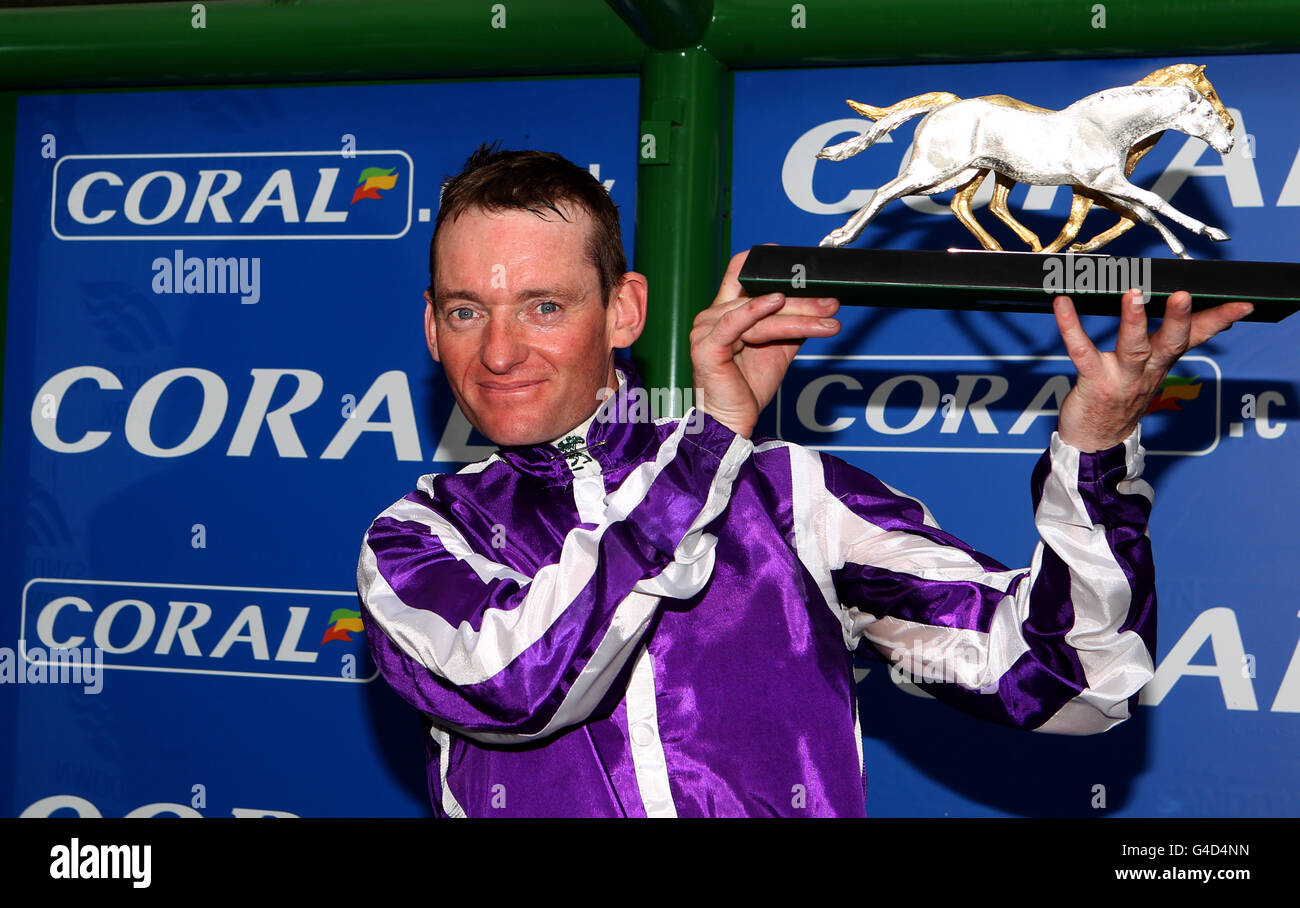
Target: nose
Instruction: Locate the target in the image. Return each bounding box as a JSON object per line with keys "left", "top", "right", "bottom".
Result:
{"left": 1213, "top": 125, "right": 1235, "bottom": 155}
{"left": 480, "top": 313, "right": 528, "bottom": 374}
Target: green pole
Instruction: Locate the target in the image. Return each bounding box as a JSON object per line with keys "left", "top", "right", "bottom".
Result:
{"left": 3, "top": 0, "right": 1297, "bottom": 91}
{"left": 0, "top": 0, "right": 644, "bottom": 89}
{"left": 633, "top": 46, "right": 728, "bottom": 406}
{"left": 606, "top": 0, "right": 714, "bottom": 50}
{"left": 705, "top": 0, "right": 1300, "bottom": 66}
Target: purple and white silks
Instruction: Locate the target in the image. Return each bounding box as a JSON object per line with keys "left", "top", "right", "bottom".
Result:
{"left": 356, "top": 366, "right": 1155, "bottom": 817}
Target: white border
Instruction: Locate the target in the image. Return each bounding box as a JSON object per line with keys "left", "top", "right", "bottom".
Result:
{"left": 50, "top": 150, "right": 413, "bottom": 240}
{"left": 775, "top": 354, "right": 1221, "bottom": 456}
{"left": 19, "top": 577, "right": 378, "bottom": 683}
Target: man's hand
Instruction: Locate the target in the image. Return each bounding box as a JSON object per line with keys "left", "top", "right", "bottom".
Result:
{"left": 1054, "top": 289, "right": 1254, "bottom": 452}
{"left": 691, "top": 249, "right": 840, "bottom": 437}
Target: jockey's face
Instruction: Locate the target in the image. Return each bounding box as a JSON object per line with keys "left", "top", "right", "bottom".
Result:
{"left": 425, "top": 205, "right": 646, "bottom": 447}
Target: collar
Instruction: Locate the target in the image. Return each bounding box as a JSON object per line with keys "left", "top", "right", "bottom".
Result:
{"left": 496, "top": 360, "right": 663, "bottom": 485}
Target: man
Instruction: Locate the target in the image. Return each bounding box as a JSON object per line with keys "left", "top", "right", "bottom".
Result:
{"left": 356, "top": 145, "right": 1252, "bottom": 817}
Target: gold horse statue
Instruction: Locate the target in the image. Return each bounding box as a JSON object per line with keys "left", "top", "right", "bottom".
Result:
{"left": 835, "top": 64, "right": 1234, "bottom": 254}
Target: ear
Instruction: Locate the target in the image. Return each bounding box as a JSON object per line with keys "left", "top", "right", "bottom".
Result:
{"left": 423, "top": 289, "right": 441, "bottom": 363}
{"left": 607, "top": 272, "right": 648, "bottom": 350}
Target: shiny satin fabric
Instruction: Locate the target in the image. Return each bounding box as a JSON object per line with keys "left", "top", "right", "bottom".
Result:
{"left": 358, "top": 360, "right": 1155, "bottom": 816}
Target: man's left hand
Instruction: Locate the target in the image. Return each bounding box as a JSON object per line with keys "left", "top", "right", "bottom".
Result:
{"left": 1054, "top": 290, "right": 1254, "bottom": 452}
{"left": 692, "top": 249, "right": 840, "bottom": 438}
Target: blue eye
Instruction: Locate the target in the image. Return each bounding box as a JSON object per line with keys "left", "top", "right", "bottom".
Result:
{"left": 451, "top": 307, "right": 476, "bottom": 320}
{"left": 537, "top": 301, "right": 559, "bottom": 315}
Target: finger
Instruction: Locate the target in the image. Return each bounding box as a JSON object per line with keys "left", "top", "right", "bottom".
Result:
{"left": 1052, "top": 295, "right": 1103, "bottom": 378}
{"left": 772, "top": 296, "right": 839, "bottom": 318}
{"left": 1148, "top": 291, "right": 1192, "bottom": 371}
{"left": 693, "top": 288, "right": 774, "bottom": 335}
{"left": 704, "top": 293, "right": 787, "bottom": 352}
{"left": 1114, "top": 288, "right": 1152, "bottom": 376}
{"left": 739, "top": 314, "right": 840, "bottom": 345}
{"left": 714, "top": 249, "right": 753, "bottom": 306}
{"left": 1187, "top": 301, "right": 1255, "bottom": 348}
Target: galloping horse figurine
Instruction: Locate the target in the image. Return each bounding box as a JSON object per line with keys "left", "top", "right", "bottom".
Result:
{"left": 817, "top": 65, "right": 1235, "bottom": 260}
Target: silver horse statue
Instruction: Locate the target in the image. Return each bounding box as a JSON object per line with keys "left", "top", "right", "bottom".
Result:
{"left": 817, "top": 77, "right": 1234, "bottom": 259}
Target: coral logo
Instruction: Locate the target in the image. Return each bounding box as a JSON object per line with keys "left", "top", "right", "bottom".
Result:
{"left": 1145, "top": 374, "right": 1203, "bottom": 415}
{"left": 20, "top": 578, "right": 376, "bottom": 682}
{"left": 52, "top": 151, "right": 412, "bottom": 240}
{"left": 321, "top": 608, "right": 364, "bottom": 644}
{"left": 351, "top": 167, "right": 399, "bottom": 204}
{"left": 775, "top": 354, "right": 1221, "bottom": 456}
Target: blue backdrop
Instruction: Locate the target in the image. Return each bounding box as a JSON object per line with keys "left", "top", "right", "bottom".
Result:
{"left": 2, "top": 77, "right": 638, "bottom": 817}
{"left": 4, "top": 53, "right": 1296, "bottom": 818}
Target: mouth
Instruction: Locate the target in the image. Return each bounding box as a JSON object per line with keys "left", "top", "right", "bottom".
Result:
{"left": 478, "top": 379, "right": 545, "bottom": 394}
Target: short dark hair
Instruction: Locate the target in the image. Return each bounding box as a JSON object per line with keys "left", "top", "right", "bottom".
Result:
{"left": 429, "top": 143, "right": 626, "bottom": 305}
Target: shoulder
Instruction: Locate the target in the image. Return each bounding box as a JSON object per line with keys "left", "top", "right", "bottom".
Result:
{"left": 418, "top": 451, "right": 505, "bottom": 502}
{"left": 746, "top": 438, "right": 937, "bottom": 528}
{"left": 366, "top": 452, "right": 508, "bottom": 530}
{"left": 745, "top": 435, "right": 868, "bottom": 482}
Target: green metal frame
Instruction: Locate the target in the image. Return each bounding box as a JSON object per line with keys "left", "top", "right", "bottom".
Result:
{"left": 2, "top": 0, "right": 1299, "bottom": 410}
{"left": 635, "top": 47, "right": 728, "bottom": 395}
{"left": 705, "top": 0, "right": 1300, "bottom": 67}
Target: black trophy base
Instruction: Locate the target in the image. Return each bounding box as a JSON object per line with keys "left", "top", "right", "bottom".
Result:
{"left": 737, "top": 247, "right": 1300, "bottom": 322}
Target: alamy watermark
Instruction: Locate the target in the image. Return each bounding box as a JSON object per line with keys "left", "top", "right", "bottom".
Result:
{"left": 595, "top": 385, "right": 705, "bottom": 434}
{"left": 1042, "top": 253, "right": 1151, "bottom": 302}
{"left": 887, "top": 638, "right": 998, "bottom": 694}
{"left": 50, "top": 837, "right": 150, "bottom": 888}
{"left": 152, "top": 248, "right": 261, "bottom": 304}
{"left": 0, "top": 641, "right": 104, "bottom": 694}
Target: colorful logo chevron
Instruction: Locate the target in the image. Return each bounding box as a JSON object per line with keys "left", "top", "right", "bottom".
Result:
{"left": 351, "top": 167, "right": 399, "bottom": 204}
{"left": 321, "top": 607, "right": 365, "bottom": 644}
{"left": 1145, "top": 374, "right": 1202, "bottom": 415}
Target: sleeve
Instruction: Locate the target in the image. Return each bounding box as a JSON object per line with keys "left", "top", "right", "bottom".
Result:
{"left": 356, "top": 414, "right": 751, "bottom": 744}
{"left": 809, "top": 426, "right": 1155, "bottom": 734}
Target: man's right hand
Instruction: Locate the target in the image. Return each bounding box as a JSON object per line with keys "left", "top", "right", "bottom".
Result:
{"left": 690, "top": 248, "right": 840, "bottom": 438}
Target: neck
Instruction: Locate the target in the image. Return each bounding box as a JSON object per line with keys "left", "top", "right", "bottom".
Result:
{"left": 495, "top": 361, "right": 661, "bottom": 482}
{"left": 1076, "top": 86, "right": 1192, "bottom": 146}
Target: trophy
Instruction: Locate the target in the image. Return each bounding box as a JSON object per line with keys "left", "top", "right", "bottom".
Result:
{"left": 739, "top": 64, "right": 1298, "bottom": 321}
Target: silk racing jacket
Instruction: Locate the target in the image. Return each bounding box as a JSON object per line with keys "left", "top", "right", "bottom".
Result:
{"left": 357, "top": 367, "right": 1156, "bottom": 817}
